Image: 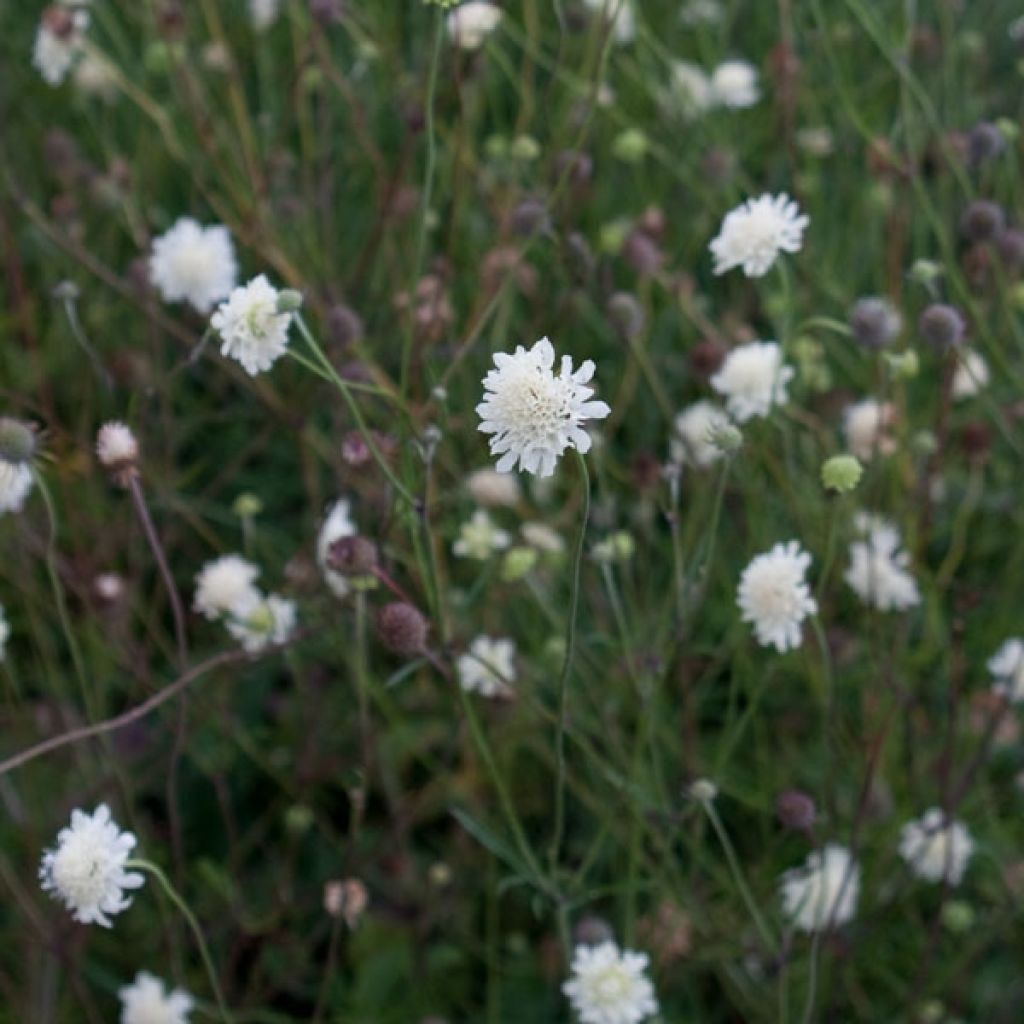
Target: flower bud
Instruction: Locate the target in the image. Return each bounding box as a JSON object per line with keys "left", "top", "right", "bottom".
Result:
{"left": 326, "top": 303, "right": 364, "bottom": 348}
{"left": 327, "top": 535, "right": 379, "bottom": 577}
{"left": 276, "top": 289, "right": 304, "bottom": 313}
{"left": 612, "top": 129, "right": 648, "bottom": 164}
{"left": 688, "top": 778, "right": 718, "bottom": 803}
{"left": 500, "top": 546, "right": 538, "bottom": 581}
{"left": 708, "top": 420, "right": 743, "bottom": 456}
{"left": 606, "top": 292, "right": 646, "bottom": 340}
{"left": 776, "top": 789, "right": 816, "bottom": 831}
{"left": 882, "top": 348, "right": 920, "bottom": 380}
{"left": 376, "top": 602, "right": 428, "bottom": 656}
{"left": 821, "top": 454, "right": 863, "bottom": 493}
{"left": 0, "top": 419, "right": 38, "bottom": 465}
{"left": 996, "top": 228, "right": 1024, "bottom": 271}
{"left": 959, "top": 200, "right": 1005, "bottom": 243}
{"left": 573, "top": 915, "right": 615, "bottom": 947}
{"left": 968, "top": 121, "right": 1005, "bottom": 166}
{"left": 918, "top": 303, "right": 965, "bottom": 351}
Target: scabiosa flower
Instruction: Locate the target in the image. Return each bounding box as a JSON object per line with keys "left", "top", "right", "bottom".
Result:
{"left": 457, "top": 635, "right": 516, "bottom": 697}
{"left": 710, "top": 341, "right": 794, "bottom": 422}
{"left": 842, "top": 398, "right": 897, "bottom": 461}
{"left": 96, "top": 422, "right": 140, "bottom": 483}
{"left": 33, "top": 5, "right": 90, "bottom": 86}
{"left": 563, "top": 941, "right": 658, "bottom": 1024}
{"left": 248, "top": 0, "right": 281, "bottom": 31}
{"left": 0, "top": 456, "right": 34, "bottom": 516}
{"left": 737, "top": 540, "right": 817, "bottom": 652}
{"left": 918, "top": 303, "right": 965, "bottom": 352}
{"left": 476, "top": 337, "right": 611, "bottom": 477}
{"left": 780, "top": 844, "right": 859, "bottom": 933}
{"left": 844, "top": 514, "right": 920, "bottom": 612}
{"left": 709, "top": 59, "right": 760, "bottom": 108}
{"left": 709, "top": 193, "right": 808, "bottom": 277}
{"left": 951, "top": 350, "right": 990, "bottom": 400}
{"left": 148, "top": 218, "right": 237, "bottom": 314}
{"left": 453, "top": 509, "right": 511, "bottom": 560}
{"left": 988, "top": 638, "right": 1024, "bottom": 702}
{"left": 465, "top": 467, "right": 522, "bottom": 508}
{"left": 39, "top": 804, "right": 144, "bottom": 927}
{"left": 193, "top": 554, "right": 261, "bottom": 620}
{"left": 666, "top": 60, "right": 714, "bottom": 118}
{"left": 211, "top": 275, "right": 294, "bottom": 375}
{"left": 317, "top": 499, "right": 357, "bottom": 598}
{"left": 898, "top": 809, "right": 974, "bottom": 885}
{"left": 119, "top": 972, "right": 194, "bottom": 1024}
{"left": 670, "top": 401, "right": 731, "bottom": 467}
{"left": 446, "top": 2, "right": 503, "bottom": 50}
{"left": 226, "top": 592, "right": 297, "bottom": 653}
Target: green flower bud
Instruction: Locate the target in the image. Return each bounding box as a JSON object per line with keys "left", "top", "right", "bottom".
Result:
{"left": 611, "top": 129, "right": 648, "bottom": 164}
{"left": 883, "top": 349, "right": 920, "bottom": 380}
{"left": 0, "top": 419, "right": 38, "bottom": 465}
{"left": 233, "top": 493, "right": 263, "bottom": 519}
{"left": 708, "top": 421, "right": 743, "bottom": 456}
{"left": 821, "top": 454, "right": 863, "bottom": 493}
{"left": 501, "top": 546, "right": 538, "bottom": 581}
{"left": 911, "top": 429, "right": 938, "bottom": 457}
{"left": 509, "top": 135, "right": 541, "bottom": 162}
{"left": 599, "top": 218, "right": 631, "bottom": 254}
{"left": 284, "top": 804, "right": 315, "bottom": 836}
{"left": 908, "top": 259, "right": 944, "bottom": 288}
{"left": 941, "top": 900, "right": 975, "bottom": 934}
{"left": 276, "top": 289, "right": 304, "bottom": 313}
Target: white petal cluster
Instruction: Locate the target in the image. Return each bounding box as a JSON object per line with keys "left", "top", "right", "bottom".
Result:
{"left": 457, "top": 635, "right": 516, "bottom": 697}
{"left": 709, "top": 59, "right": 760, "bottom": 108}
{"left": 737, "top": 540, "right": 817, "bottom": 652}
{"left": 249, "top": 0, "right": 281, "bottom": 32}
{"left": 477, "top": 337, "right": 611, "bottom": 477}
{"left": 149, "top": 218, "right": 237, "bottom": 314}
{"left": 317, "top": 499, "right": 357, "bottom": 598}
{"left": 988, "top": 638, "right": 1024, "bottom": 703}
{"left": 0, "top": 459, "right": 33, "bottom": 515}
{"left": 96, "top": 421, "right": 140, "bottom": 469}
{"left": 563, "top": 941, "right": 658, "bottom": 1024}
{"left": 446, "top": 2, "right": 503, "bottom": 50}
{"left": 780, "top": 844, "right": 859, "bottom": 933}
{"left": 211, "top": 275, "right": 294, "bottom": 376}
{"left": 844, "top": 514, "right": 920, "bottom": 612}
{"left": 39, "top": 804, "right": 144, "bottom": 927}
{"left": 0, "top": 604, "right": 9, "bottom": 662}
{"left": 453, "top": 509, "right": 511, "bottom": 560}
{"left": 226, "top": 593, "right": 297, "bottom": 654}
{"left": 194, "top": 554, "right": 261, "bottom": 620}
{"left": 465, "top": 467, "right": 522, "bottom": 508}
{"left": 711, "top": 341, "right": 793, "bottom": 423}
{"left": 952, "top": 349, "right": 990, "bottom": 400}
{"left": 898, "top": 808, "right": 974, "bottom": 885}
{"left": 33, "top": 7, "right": 90, "bottom": 86}
{"left": 842, "top": 398, "right": 896, "bottom": 461}
{"left": 119, "top": 971, "right": 194, "bottom": 1024}
{"left": 582, "top": 0, "right": 636, "bottom": 45}
{"left": 710, "top": 193, "right": 809, "bottom": 278}
{"left": 670, "top": 401, "right": 731, "bottom": 467}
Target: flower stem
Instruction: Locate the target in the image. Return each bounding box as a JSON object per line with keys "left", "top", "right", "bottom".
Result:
{"left": 127, "top": 858, "right": 234, "bottom": 1023}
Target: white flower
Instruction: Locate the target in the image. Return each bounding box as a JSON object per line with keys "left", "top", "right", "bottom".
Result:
{"left": 583, "top": 0, "right": 636, "bottom": 44}
{"left": 148, "top": 218, "right": 237, "bottom": 314}
{"left": 119, "top": 972, "right": 193, "bottom": 1024}
{"left": 711, "top": 341, "right": 793, "bottom": 423}
{"left": 898, "top": 808, "right": 974, "bottom": 885}
{"left": 446, "top": 2, "right": 503, "bottom": 50}
{"left": 737, "top": 540, "right": 817, "bottom": 652}
{"left": 844, "top": 514, "right": 920, "bottom": 612}
{"left": 521, "top": 521, "right": 565, "bottom": 554}
{"left": 317, "top": 499, "right": 357, "bottom": 598}
{"left": 73, "top": 51, "right": 117, "bottom": 100}
{"left": 710, "top": 193, "right": 809, "bottom": 278}
{"left": 39, "top": 804, "right": 144, "bottom": 927}
{"left": 563, "top": 941, "right": 658, "bottom": 1024}
{"left": 476, "top": 337, "right": 611, "bottom": 476}
{"left": 465, "top": 467, "right": 522, "bottom": 507}
{"left": 33, "top": 7, "right": 89, "bottom": 86}
{"left": 952, "top": 350, "right": 990, "bottom": 400}
{"left": 710, "top": 59, "right": 760, "bottom": 108}
{"left": 988, "top": 638, "right": 1024, "bottom": 703}
{"left": 453, "top": 509, "right": 511, "bottom": 560}
{"left": 842, "top": 398, "right": 897, "bottom": 461}
{"left": 96, "top": 421, "right": 139, "bottom": 469}
{"left": 226, "top": 592, "right": 297, "bottom": 653}
{"left": 248, "top": 0, "right": 280, "bottom": 31}
{"left": 670, "top": 401, "right": 731, "bottom": 467}
{"left": 0, "top": 605, "right": 9, "bottom": 662}
{"left": 194, "top": 554, "right": 261, "bottom": 620}
{"left": 0, "top": 459, "right": 33, "bottom": 515}
{"left": 666, "top": 60, "right": 714, "bottom": 118}
{"left": 780, "top": 844, "right": 859, "bottom": 933}
{"left": 458, "top": 635, "right": 516, "bottom": 697}
{"left": 211, "top": 275, "right": 294, "bottom": 375}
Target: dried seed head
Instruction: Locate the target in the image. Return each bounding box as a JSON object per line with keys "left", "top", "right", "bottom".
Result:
{"left": 848, "top": 296, "right": 902, "bottom": 350}
{"left": 326, "top": 535, "right": 378, "bottom": 577}
{"left": 968, "top": 121, "right": 1005, "bottom": 166}
{"left": 996, "top": 228, "right": 1024, "bottom": 271}
{"left": 0, "top": 419, "right": 38, "bottom": 465}
{"left": 326, "top": 303, "right": 364, "bottom": 348}
{"left": 959, "top": 199, "right": 1005, "bottom": 243}
{"left": 606, "top": 292, "right": 646, "bottom": 340}
{"left": 918, "top": 303, "right": 966, "bottom": 352}
{"left": 509, "top": 197, "right": 550, "bottom": 238}
{"left": 573, "top": 915, "right": 615, "bottom": 947}
{"left": 622, "top": 230, "right": 664, "bottom": 277}
{"left": 376, "top": 602, "right": 428, "bottom": 656}
{"left": 776, "top": 789, "right": 817, "bottom": 831}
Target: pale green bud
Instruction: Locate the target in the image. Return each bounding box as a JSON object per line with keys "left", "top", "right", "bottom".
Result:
{"left": 820, "top": 455, "right": 863, "bottom": 493}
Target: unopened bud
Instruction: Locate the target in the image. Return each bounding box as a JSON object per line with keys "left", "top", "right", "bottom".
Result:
{"left": 276, "top": 289, "right": 304, "bottom": 313}
{"left": 0, "top": 419, "right": 38, "bottom": 465}
{"left": 820, "top": 455, "right": 863, "bottom": 494}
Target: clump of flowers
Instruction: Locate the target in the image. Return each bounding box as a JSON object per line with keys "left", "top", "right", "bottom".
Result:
{"left": 737, "top": 540, "right": 817, "bottom": 652}
{"left": 119, "top": 972, "right": 194, "bottom": 1024}
{"left": 988, "top": 638, "right": 1024, "bottom": 702}
{"left": 898, "top": 809, "right": 975, "bottom": 885}
{"left": 39, "top": 804, "right": 144, "bottom": 927}
{"left": 453, "top": 509, "right": 511, "bottom": 560}
{"left": 563, "top": 940, "right": 658, "bottom": 1024}
{"left": 709, "top": 193, "right": 808, "bottom": 277}
{"left": 211, "top": 275, "right": 295, "bottom": 376}
{"left": 779, "top": 844, "right": 859, "bottom": 932}
{"left": 711, "top": 341, "right": 794, "bottom": 423}
{"left": 457, "top": 635, "right": 516, "bottom": 697}
{"left": 844, "top": 514, "right": 920, "bottom": 612}
{"left": 148, "top": 217, "right": 238, "bottom": 314}
{"left": 476, "top": 337, "right": 611, "bottom": 477}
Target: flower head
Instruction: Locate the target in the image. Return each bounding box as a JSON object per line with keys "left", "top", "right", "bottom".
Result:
{"left": 988, "top": 638, "right": 1024, "bottom": 702}
{"left": 898, "top": 809, "right": 974, "bottom": 885}
{"left": 446, "top": 2, "right": 503, "bottom": 50}
{"left": 711, "top": 341, "right": 793, "bottom": 422}
{"left": 119, "top": 971, "right": 194, "bottom": 1024}
{"left": 848, "top": 296, "right": 902, "bottom": 350}
{"left": 211, "top": 275, "right": 293, "bottom": 376}
{"left": 39, "top": 804, "right": 144, "bottom": 927}
{"left": 780, "top": 844, "right": 859, "bottom": 932}
{"left": 666, "top": 60, "right": 714, "bottom": 118}
{"left": 710, "top": 193, "right": 808, "bottom": 277}
{"left": 453, "top": 509, "right": 511, "bottom": 560}
{"left": 563, "top": 941, "right": 658, "bottom": 1024}
{"left": 96, "top": 422, "right": 140, "bottom": 483}
{"left": 465, "top": 467, "right": 522, "bottom": 507}
{"left": 670, "top": 401, "right": 731, "bottom": 467}
{"left": 709, "top": 59, "right": 760, "bottom": 108}
{"left": 0, "top": 459, "right": 33, "bottom": 516}
{"left": 842, "top": 398, "right": 897, "bottom": 461}
{"left": 952, "top": 350, "right": 990, "bottom": 400}
{"left": 33, "top": 6, "right": 89, "bottom": 86}
{"left": 458, "top": 635, "right": 516, "bottom": 697}
{"left": 148, "top": 218, "right": 237, "bottom": 314}
{"left": 737, "top": 540, "right": 817, "bottom": 652}
{"left": 0, "top": 604, "right": 9, "bottom": 662}
{"left": 317, "top": 500, "right": 357, "bottom": 598}
{"left": 477, "top": 337, "right": 610, "bottom": 476}
{"left": 249, "top": 0, "right": 280, "bottom": 31}
{"left": 194, "top": 554, "right": 261, "bottom": 620}
{"left": 844, "top": 514, "right": 920, "bottom": 612}
{"left": 226, "top": 592, "right": 296, "bottom": 653}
